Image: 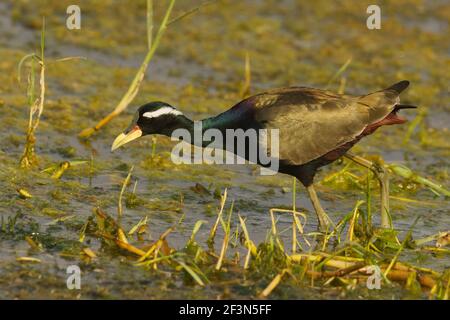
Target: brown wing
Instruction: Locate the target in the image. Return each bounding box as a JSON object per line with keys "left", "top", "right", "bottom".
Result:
{"left": 248, "top": 84, "right": 406, "bottom": 165}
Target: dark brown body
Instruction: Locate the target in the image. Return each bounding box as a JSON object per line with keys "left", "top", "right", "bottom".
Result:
{"left": 113, "top": 81, "right": 414, "bottom": 231}
{"left": 205, "top": 81, "right": 412, "bottom": 187}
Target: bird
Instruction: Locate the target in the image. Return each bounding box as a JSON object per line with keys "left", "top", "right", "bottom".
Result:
{"left": 111, "top": 80, "right": 416, "bottom": 232}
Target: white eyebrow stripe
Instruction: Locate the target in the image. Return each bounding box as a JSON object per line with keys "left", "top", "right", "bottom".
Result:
{"left": 142, "top": 107, "right": 183, "bottom": 118}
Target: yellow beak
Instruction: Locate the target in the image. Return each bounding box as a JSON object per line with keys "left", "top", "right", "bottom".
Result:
{"left": 111, "top": 126, "right": 143, "bottom": 152}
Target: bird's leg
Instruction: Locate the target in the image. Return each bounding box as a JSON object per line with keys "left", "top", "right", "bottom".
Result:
{"left": 344, "top": 152, "right": 392, "bottom": 229}
{"left": 306, "top": 184, "right": 334, "bottom": 232}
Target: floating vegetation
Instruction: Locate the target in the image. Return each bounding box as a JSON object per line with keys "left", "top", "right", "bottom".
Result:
{"left": 389, "top": 163, "right": 450, "bottom": 197}
{"left": 17, "top": 188, "right": 33, "bottom": 199}
{"left": 72, "top": 187, "right": 449, "bottom": 300}
{"left": 42, "top": 160, "right": 88, "bottom": 179}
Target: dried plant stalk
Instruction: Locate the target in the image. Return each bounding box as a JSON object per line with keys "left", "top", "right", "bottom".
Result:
{"left": 19, "top": 19, "right": 46, "bottom": 167}
{"left": 78, "top": 0, "right": 175, "bottom": 138}
{"left": 118, "top": 166, "right": 134, "bottom": 218}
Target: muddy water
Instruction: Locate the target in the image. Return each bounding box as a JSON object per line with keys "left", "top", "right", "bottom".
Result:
{"left": 0, "top": 0, "right": 448, "bottom": 299}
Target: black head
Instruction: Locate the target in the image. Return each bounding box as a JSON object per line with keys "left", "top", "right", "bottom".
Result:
{"left": 135, "top": 101, "right": 185, "bottom": 135}
{"left": 111, "top": 101, "right": 187, "bottom": 151}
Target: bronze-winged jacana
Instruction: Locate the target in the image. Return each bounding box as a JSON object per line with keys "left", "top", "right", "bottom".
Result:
{"left": 111, "top": 80, "right": 416, "bottom": 231}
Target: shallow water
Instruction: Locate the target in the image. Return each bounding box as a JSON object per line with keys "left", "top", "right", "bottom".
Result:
{"left": 0, "top": 0, "right": 448, "bottom": 299}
